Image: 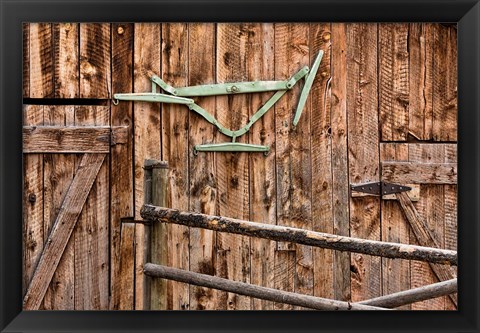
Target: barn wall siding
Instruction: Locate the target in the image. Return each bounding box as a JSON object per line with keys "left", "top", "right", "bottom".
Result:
{"left": 22, "top": 23, "right": 457, "bottom": 310}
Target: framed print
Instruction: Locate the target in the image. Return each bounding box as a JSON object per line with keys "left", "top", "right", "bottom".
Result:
{"left": 1, "top": 0, "right": 479, "bottom": 332}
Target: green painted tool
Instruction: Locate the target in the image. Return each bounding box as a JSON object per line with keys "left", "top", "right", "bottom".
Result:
{"left": 113, "top": 50, "right": 324, "bottom": 155}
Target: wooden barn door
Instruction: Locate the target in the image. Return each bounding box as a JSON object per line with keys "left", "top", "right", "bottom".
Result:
{"left": 346, "top": 23, "right": 457, "bottom": 309}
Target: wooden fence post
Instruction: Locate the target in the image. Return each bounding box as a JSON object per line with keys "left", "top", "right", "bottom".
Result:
{"left": 144, "top": 160, "right": 169, "bottom": 310}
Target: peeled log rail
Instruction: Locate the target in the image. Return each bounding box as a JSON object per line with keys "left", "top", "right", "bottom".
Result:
{"left": 358, "top": 278, "right": 457, "bottom": 308}
{"left": 143, "top": 263, "right": 388, "bottom": 310}
{"left": 140, "top": 205, "right": 457, "bottom": 266}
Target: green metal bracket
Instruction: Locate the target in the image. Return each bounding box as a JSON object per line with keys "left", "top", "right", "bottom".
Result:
{"left": 194, "top": 142, "right": 270, "bottom": 155}
{"left": 114, "top": 92, "right": 193, "bottom": 105}
{"left": 293, "top": 50, "right": 324, "bottom": 127}
{"left": 112, "top": 50, "right": 324, "bottom": 154}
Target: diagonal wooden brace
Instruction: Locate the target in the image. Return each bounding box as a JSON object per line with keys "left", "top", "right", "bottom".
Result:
{"left": 395, "top": 192, "right": 458, "bottom": 306}
{"left": 23, "top": 153, "right": 106, "bottom": 310}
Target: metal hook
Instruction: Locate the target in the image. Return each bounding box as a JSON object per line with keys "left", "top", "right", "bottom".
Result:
{"left": 112, "top": 98, "right": 119, "bottom": 106}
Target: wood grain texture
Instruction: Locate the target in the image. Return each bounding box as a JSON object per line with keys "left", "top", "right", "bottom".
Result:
{"left": 310, "top": 23, "right": 334, "bottom": 300}
{"left": 74, "top": 106, "right": 110, "bottom": 310}
{"left": 215, "top": 24, "right": 251, "bottom": 310}
{"left": 274, "top": 250, "right": 295, "bottom": 310}
{"left": 433, "top": 25, "right": 457, "bottom": 141}
{"left": 80, "top": 23, "right": 111, "bottom": 98}
{"left": 110, "top": 22, "right": 135, "bottom": 310}
{"left": 54, "top": 23, "right": 79, "bottom": 98}
{"left": 379, "top": 24, "right": 409, "bottom": 141}
{"left": 144, "top": 264, "right": 387, "bottom": 310}
{"left": 274, "top": 23, "right": 313, "bottom": 306}
{"left": 382, "top": 162, "right": 457, "bottom": 184}
{"left": 444, "top": 144, "right": 457, "bottom": 309}
{"left": 29, "top": 23, "right": 54, "bottom": 98}
{"left": 133, "top": 23, "right": 161, "bottom": 310}
{"left": 161, "top": 23, "right": 190, "bottom": 310}
{"left": 24, "top": 153, "right": 106, "bottom": 310}
{"left": 23, "top": 105, "right": 44, "bottom": 295}
{"left": 405, "top": 143, "right": 455, "bottom": 309}
{"left": 380, "top": 143, "right": 411, "bottom": 310}
{"left": 115, "top": 222, "right": 135, "bottom": 310}
{"left": 346, "top": 23, "right": 382, "bottom": 302}
{"left": 150, "top": 163, "right": 169, "bottom": 310}
{"left": 246, "top": 23, "right": 276, "bottom": 310}
{"left": 142, "top": 204, "right": 457, "bottom": 265}
{"left": 187, "top": 23, "right": 218, "bottom": 311}
{"left": 408, "top": 23, "right": 434, "bottom": 140}
{"left": 42, "top": 105, "right": 75, "bottom": 310}
{"left": 23, "top": 126, "right": 126, "bottom": 153}
{"left": 360, "top": 278, "right": 456, "bottom": 308}
{"left": 22, "top": 23, "right": 458, "bottom": 311}
{"left": 330, "top": 23, "right": 351, "bottom": 302}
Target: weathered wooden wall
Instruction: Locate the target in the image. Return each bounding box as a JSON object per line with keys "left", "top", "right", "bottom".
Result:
{"left": 22, "top": 23, "right": 457, "bottom": 310}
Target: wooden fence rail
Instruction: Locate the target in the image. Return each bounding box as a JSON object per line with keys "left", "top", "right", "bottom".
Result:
{"left": 359, "top": 278, "right": 457, "bottom": 308}
{"left": 140, "top": 205, "right": 457, "bottom": 266}
{"left": 143, "top": 263, "right": 388, "bottom": 311}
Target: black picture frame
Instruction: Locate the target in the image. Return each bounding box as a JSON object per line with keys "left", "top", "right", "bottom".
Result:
{"left": 1, "top": 1, "right": 479, "bottom": 332}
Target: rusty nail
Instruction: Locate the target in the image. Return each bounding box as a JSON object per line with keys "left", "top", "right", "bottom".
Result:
{"left": 321, "top": 71, "right": 328, "bottom": 78}
{"left": 28, "top": 193, "right": 36, "bottom": 203}
{"left": 323, "top": 33, "right": 331, "bottom": 41}
{"left": 117, "top": 26, "right": 124, "bottom": 35}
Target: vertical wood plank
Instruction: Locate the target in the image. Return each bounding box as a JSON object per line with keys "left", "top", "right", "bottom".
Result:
{"left": 330, "top": 23, "right": 351, "bottom": 301}
{"left": 133, "top": 23, "right": 162, "bottom": 310}
{"left": 161, "top": 23, "right": 190, "bottom": 310}
{"left": 23, "top": 23, "right": 30, "bottom": 98}
{"left": 408, "top": 23, "right": 434, "bottom": 140}
{"left": 53, "top": 23, "right": 79, "bottom": 98}
{"left": 42, "top": 105, "right": 75, "bottom": 309}
{"left": 187, "top": 23, "right": 218, "bottom": 310}
{"left": 346, "top": 23, "right": 381, "bottom": 302}
{"left": 116, "top": 222, "right": 135, "bottom": 309}
{"left": 23, "top": 105, "right": 44, "bottom": 296}
{"left": 74, "top": 106, "right": 110, "bottom": 310}
{"left": 274, "top": 23, "right": 313, "bottom": 306}
{"left": 29, "top": 23, "right": 54, "bottom": 98}
{"left": 215, "top": 23, "right": 251, "bottom": 310}
{"left": 110, "top": 22, "right": 135, "bottom": 310}
{"left": 379, "top": 24, "right": 409, "bottom": 141}
{"left": 433, "top": 25, "right": 457, "bottom": 141}
{"left": 444, "top": 144, "right": 457, "bottom": 310}
{"left": 246, "top": 23, "right": 276, "bottom": 310}
{"left": 380, "top": 143, "right": 411, "bottom": 310}
{"left": 273, "top": 250, "right": 295, "bottom": 310}
{"left": 409, "top": 144, "right": 445, "bottom": 310}
{"left": 310, "top": 23, "right": 334, "bottom": 300}
{"left": 80, "top": 23, "right": 111, "bottom": 98}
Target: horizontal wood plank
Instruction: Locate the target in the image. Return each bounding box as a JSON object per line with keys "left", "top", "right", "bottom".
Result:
{"left": 23, "top": 126, "right": 128, "bottom": 153}
{"left": 382, "top": 162, "right": 457, "bottom": 184}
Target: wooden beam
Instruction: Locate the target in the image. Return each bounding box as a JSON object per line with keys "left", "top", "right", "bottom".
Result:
{"left": 396, "top": 192, "right": 458, "bottom": 306}
{"left": 148, "top": 160, "right": 169, "bottom": 310}
{"left": 23, "top": 153, "right": 106, "bottom": 310}
{"left": 358, "top": 278, "right": 457, "bottom": 308}
{"left": 23, "top": 126, "right": 128, "bottom": 153}
{"left": 140, "top": 205, "right": 457, "bottom": 266}
{"left": 382, "top": 162, "right": 457, "bottom": 184}
{"left": 143, "top": 263, "right": 389, "bottom": 311}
